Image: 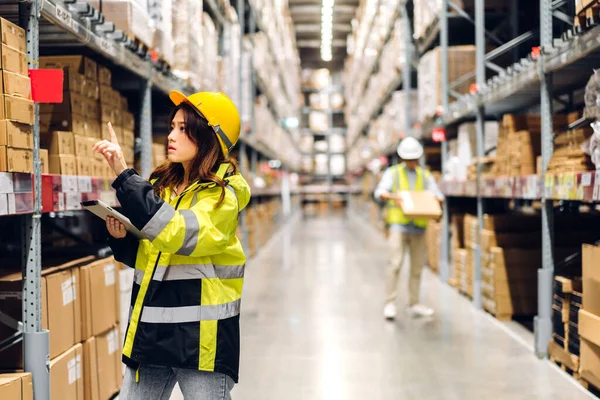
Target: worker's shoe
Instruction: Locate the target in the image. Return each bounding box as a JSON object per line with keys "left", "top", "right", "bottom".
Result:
{"left": 408, "top": 304, "right": 434, "bottom": 318}
{"left": 383, "top": 303, "right": 397, "bottom": 320}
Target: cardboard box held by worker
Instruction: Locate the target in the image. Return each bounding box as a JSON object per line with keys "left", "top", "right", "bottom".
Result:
{"left": 398, "top": 191, "right": 442, "bottom": 220}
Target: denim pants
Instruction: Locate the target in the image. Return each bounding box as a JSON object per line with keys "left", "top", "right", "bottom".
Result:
{"left": 120, "top": 365, "right": 234, "bottom": 400}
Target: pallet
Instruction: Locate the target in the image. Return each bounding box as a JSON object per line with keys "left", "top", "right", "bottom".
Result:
{"left": 579, "top": 376, "right": 600, "bottom": 395}
{"left": 574, "top": 4, "right": 600, "bottom": 33}
{"left": 549, "top": 340, "right": 581, "bottom": 377}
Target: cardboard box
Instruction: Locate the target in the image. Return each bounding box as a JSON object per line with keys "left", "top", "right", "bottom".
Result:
{"left": 48, "top": 131, "right": 75, "bottom": 155}
{"left": 83, "top": 327, "right": 121, "bottom": 400}
{"left": 2, "top": 70, "right": 31, "bottom": 99}
{"left": 76, "top": 156, "right": 91, "bottom": 176}
{"left": 91, "top": 159, "right": 103, "bottom": 177}
{"left": 40, "top": 55, "right": 98, "bottom": 81}
{"left": 0, "top": 262, "right": 86, "bottom": 368}
{"left": 83, "top": 78, "right": 99, "bottom": 100}
{"left": 581, "top": 339, "right": 600, "bottom": 390}
{"left": 582, "top": 244, "right": 600, "bottom": 316}
{"left": 123, "top": 112, "right": 135, "bottom": 130}
{"left": 74, "top": 134, "right": 93, "bottom": 158}
{"left": 0, "top": 373, "right": 32, "bottom": 400}
{"left": 49, "top": 154, "right": 76, "bottom": 175}
{"left": 0, "top": 120, "right": 32, "bottom": 149}
{"left": 0, "top": 146, "right": 31, "bottom": 173}
{"left": 80, "top": 258, "right": 119, "bottom": 339}
{"left": 1, "top": 44, "right": 27, "bottom": 76}
{"left": 50, "top": 344, "right": 83, "bottom": 400}
{"left": 0, "top": 17, "right": 26, "bottom": 53}
{"left": 0, "top": 95, "right": 34, "bottom": 125}
{"left": 98, "top": 66, "right": 111, "bottom": 86}
{"left": 40, "top": 149, "right": 49, "bottom": 174}
{"left": 398, "top": 191, "right": 442, "bottom": 219}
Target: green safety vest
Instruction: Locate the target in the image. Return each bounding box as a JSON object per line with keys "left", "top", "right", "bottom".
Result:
{"left": 386, "top": 164, "right": 429, "bottom": 228}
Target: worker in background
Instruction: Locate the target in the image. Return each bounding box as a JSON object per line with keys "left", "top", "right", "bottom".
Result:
{"left": 374, "top": 137, "right": 444, "bottom": 320}
{"left": 95, "top": 91, "right": 250, "bottom": 399}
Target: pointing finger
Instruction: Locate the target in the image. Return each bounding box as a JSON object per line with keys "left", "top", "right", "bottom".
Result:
{"left": 108, "top": 122, "right": 119, "bottom": 145}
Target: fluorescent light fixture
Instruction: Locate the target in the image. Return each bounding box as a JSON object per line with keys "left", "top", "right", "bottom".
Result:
{"left": 320, "top": 0, "right": 334, "bottom": 62}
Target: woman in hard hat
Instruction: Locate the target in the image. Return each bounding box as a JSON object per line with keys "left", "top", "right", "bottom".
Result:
{"left": 374, "top": 137, "right": 444, "bottom": 320}
{"left": 94, "top": 91, "right": 250, "bottom": 399}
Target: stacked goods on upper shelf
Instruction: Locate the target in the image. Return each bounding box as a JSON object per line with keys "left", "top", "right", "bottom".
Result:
{"left": 496, "top": 114, "right": 568, "bottom": 177}
{"left": 467, "top": 213, "right": 598, "bottom": 320}
{"left": 414, "top": 0, "right": 510, "bottom": 41}
{"left": 344, "top": 0, "right": 401, "bottom": 117}
{"left": 0, "top": 18, "right": 34, "bottom": 174}
{"left": 39, "top": 56, "right": 135, "bottom": 178}
{"left": 172, "top": 0, "right": 203, "bottom": 89}
{"left": 0, "top": 256, "right": 123, "bottom": 400}
{"left": 466, "top": 157, "right": 496, "bottom": 181}
{"left": 86, "top": 0, "right": 153, "bottom": 49}
{"left": 418, "top": 46, "right": 476, "bottom": 123}
{"left": 550, "top": 275, "right": 582, "bottom": 373}
{"left": 220, "top": 7, "right": 241, "bottom": 108}
{"left": 366, "top": 91, "right": 417, "bottom": 155}
{"left": 148, "top": 0, "right": 175, "bottom": 67}
{"left": 445, "top": 121, "right": 499, "bottom": 181}
{"left": 202, "top": 13, "right": 219, "bottom": 92}
{"left": 548, "top": 111, "right": 594, "bottom": 174}
{"left": 580, "top": 243, "right": 600, "bottom": 388}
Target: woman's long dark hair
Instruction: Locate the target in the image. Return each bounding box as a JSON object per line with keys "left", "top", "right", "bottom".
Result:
{"left": 149, "top": 103, "right": 238, "bottom": 208}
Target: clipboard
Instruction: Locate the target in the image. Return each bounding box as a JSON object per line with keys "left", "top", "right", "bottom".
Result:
{"left": 81, "top": 200, "right": 144, "bottom": 239}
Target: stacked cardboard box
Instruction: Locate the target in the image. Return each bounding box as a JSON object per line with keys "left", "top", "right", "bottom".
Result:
{"left": 548, "top": 111, "right": 595, "bottom": 174}
{"left": 418, "top": 46, "right": 476, "bottom": 122}
{"left": 0, "top": 373, "right": 32, "bottom": 400}
{"left": 0, "top": 256, "right": 122, "bottom": 400}
{"left": 172, "top": 0, "right": 203, "bottom": 89}
{"left": 0, "top": 18, "right": 34, "bottom": 173}
{"left": 550, "top": 276, "right": 582, "bottom": 373}
{"left": 496, "top": 114, "right": 569, "bottom": 177}
{"left": 579, "top": 243, "right": 600, "bottom": 389}
{"left": 148, "top": 0, "right": 175, "bottom": 67}
{"left": 87, "top": 0, "right": 153, "bottom": 49}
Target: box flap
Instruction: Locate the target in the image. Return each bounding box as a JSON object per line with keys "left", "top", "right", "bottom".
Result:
{"left": 579, "top": 309, "right": 600, "bottom": 346}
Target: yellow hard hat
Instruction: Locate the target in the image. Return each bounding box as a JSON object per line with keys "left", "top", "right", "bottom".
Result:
{"left": 169, "top": 90, "right": 241, "bottom": 156}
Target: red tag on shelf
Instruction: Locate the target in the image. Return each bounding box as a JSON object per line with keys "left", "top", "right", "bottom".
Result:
{"left": 470, "top": 83, "right": 478, "bottom": 94}
{"left": 150, "top": 50, "right": 159, "bottom": 63}
{"left": 532, "top": 46, "right": 541, "bottom": 59}
{"left": 432, "top": 127, "right": 447, "bottom": 142}
{"left": 29, "top": 69, "right": 64, "bottom": 103}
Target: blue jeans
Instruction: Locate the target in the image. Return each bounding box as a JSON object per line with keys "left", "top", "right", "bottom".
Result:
{"left": 120, "top": 365, "right": 234, "bottom": 400}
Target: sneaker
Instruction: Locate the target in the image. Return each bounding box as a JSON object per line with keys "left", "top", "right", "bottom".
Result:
{"left": 383, "top": 303, "right": 397, "bottom": 320}
{"left": 408, "top": 304, "right": 434, "bottom": 318}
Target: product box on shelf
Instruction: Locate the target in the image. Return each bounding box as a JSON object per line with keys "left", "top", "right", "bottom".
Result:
{"left": 40, "top": 148, "right": 49, "bottom": 174}
{"left": 98, "top": 66, "right": 112, "bottom": 86}
{"left": 0, "top": 44, "right": 27, "bottom": 76}
{"left": 80, "top": 257, "right": 119, "bottom": 340}
{"left": 0, "top": 95, "right": 34, "bottom": 125}
{"left": 582, "top": 243, "right": 600, "bottom": 316}
{"left": 0, "top": 146, "right": 31, "bottom": 173}
{"left": 88, "top": 0, "right": 153, "bottom": 48}
{"left": 49, "top": 154, "right": 77, "bottom": 175}
{"left": 47, "top": 131, "right": 75, "bottom": 155}
{"left": 0, "top": 260, "right": 86, "bottom": 369}
{"left": 76, "top": 156, "right": 92, "bottom": 176}
{"left": 74, "top": 134, "right": 93, "bottom": 158}
{"left": 82, "top": 326, "right": 122, "bottom": 400}
{"left": 0, "top": 121, "right": 32, "bottom": 149}
{"left": 0, "top": 17, "right": 26, "bottom": 53}
{"left": 2, "top": 70, "right": 31, "bottom": 99}
{"left": 50, "top": 343, "right": 83, "bottom": 400}
{"left": 40, "top": 55, "right": 98, "bottom": 81}
{"left": 0, "top": 373, "right": 32, "bottom": 400}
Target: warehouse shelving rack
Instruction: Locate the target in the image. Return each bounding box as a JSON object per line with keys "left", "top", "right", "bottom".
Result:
{"left": 429, "top": 0, "right": 600, "bottom": 358}
{"left": 0, "top": 1, "right": 302, "bottom": 398}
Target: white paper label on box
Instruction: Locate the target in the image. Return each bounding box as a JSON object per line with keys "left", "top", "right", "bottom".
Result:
{"left": 62, "top": 277, "right": 74, "bottom": 305}
{"left": 77, "top": 177, "right": 92, "bottom": 193}
{"left": 582, "top": 173, "right": 593, "bottom": 187}
{"left": 107, "top": 330, "right": 117, "bottom": 354}
{"left": 57, "top": 193, "right": 66, "bottom": 211}
{"left": 61, "top": 176, "right": 78, "bottom": 193}
{"left": 7, "top": 193, "right": 15, "bottom": 215}
{"left": 0, "top": 193, "right": 8, "bottom": 215}
{"left": 0, "top": 173, "right": 14, "bottom": 194}
{"left": 68, "top": 358, "right": 77, "bottom": 385}
{"left": 105, "top": 264, "right": 116, "bottom": 287}
{"left": 76, "top": 355, "right": 82, "bottom": 380}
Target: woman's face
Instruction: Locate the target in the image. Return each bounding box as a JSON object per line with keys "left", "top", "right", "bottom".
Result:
{"left": 168, "top": 109, "right": 198, "bottom": 164}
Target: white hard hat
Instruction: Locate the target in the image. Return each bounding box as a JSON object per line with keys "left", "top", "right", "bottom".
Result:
{"left": 397, "top": 137, "right": 423, "bottom": 160}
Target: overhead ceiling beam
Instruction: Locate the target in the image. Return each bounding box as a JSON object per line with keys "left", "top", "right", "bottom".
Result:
{"left": 295, "top": 23, "right": 352, "bottom": 33}
{"left": 296, "top": 39, "right": 347, "bottom": 48}
{"left": 290, "top": 4, "right": 356, "bottom": 14}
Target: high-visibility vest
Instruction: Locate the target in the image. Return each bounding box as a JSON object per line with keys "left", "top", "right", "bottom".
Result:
{"left": 386, "top": 164, "right": 429, "bottom": 228}
{"left": 116, "top": 163, "right": 251, "bottom": 383}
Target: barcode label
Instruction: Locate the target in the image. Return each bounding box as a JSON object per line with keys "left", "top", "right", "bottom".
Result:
{"left": 107, "top": 330, "right": 117, "bottom": 354}
{"left": 62, "top": 278, "right": 74, "bottom": 305}
{"left": 105, "top": 264, "right": 116, "bottom": 286}
{"left": 68, "top": 358, "right": 77, "bottom": 384}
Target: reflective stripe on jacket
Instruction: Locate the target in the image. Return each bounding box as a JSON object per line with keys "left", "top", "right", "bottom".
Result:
{"left": 386, "top": 164, "right": 429, "bottom": 228}
{"left": 109, "top": 163, "right": 251, "bottom": 383}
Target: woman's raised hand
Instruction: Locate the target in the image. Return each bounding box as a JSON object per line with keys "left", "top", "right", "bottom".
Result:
{"left": 93, "top": 122, "right": 128, "bottom": 176}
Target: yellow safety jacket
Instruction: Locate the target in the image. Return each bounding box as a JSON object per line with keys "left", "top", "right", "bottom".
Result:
{"left": 386, "top": 164, "right": 429, "bottom": 228}
{"left": 108, "top": 163, "right": 251, "bottom": 383}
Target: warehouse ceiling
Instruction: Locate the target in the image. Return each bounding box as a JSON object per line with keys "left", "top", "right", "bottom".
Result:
{"left": 289, "top": 0, "right": 360, "bottom": 71}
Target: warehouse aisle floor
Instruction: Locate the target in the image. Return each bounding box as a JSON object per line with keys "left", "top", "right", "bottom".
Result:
{"left": 228, "top": 212, "right": 595, "bottom": 400}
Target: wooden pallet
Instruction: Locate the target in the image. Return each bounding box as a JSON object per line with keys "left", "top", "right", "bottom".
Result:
{"left": 579, "top": 376, "right": 600, "bottom": 395}
{"left": 574, "top": 4, "right": 600, "bottom": 32}
{"left": 549, "top": 340, "right": 581, "bottom": 377}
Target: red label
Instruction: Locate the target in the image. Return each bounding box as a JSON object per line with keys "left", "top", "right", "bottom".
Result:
{"left": 29, "top": 69, "right": 64, "bottom": 103}
{"left": 432, "top": 127, "right": 447, "bottom": 142}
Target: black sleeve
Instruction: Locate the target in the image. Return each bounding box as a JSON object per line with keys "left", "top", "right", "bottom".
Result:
{"left": 107, "top": 233, "right": 139, "bottom": 267}
{"left": 112, "top": 168, "right": 167, "bottom": 230}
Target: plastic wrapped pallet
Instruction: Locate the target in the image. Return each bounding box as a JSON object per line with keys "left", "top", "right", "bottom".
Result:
{"left": 203, "top": 13, "right": 219, "bottom": 92}
{"left": 148, "top": 0, "right": 174, "bottom": 67}
{"left": 418, "top": 46, "right": 476, "bottom": 122}
{"left": 172, "top": 0, "right": 203, "bottom": 89}
{"left": 240, "top": 37, "right": 253, "bottom": 124}
{"left": 87, "top": 0, "right": 153, "bottom": 48}
{"left": 221, "top": 12, "right": 241, "bottom": 107}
